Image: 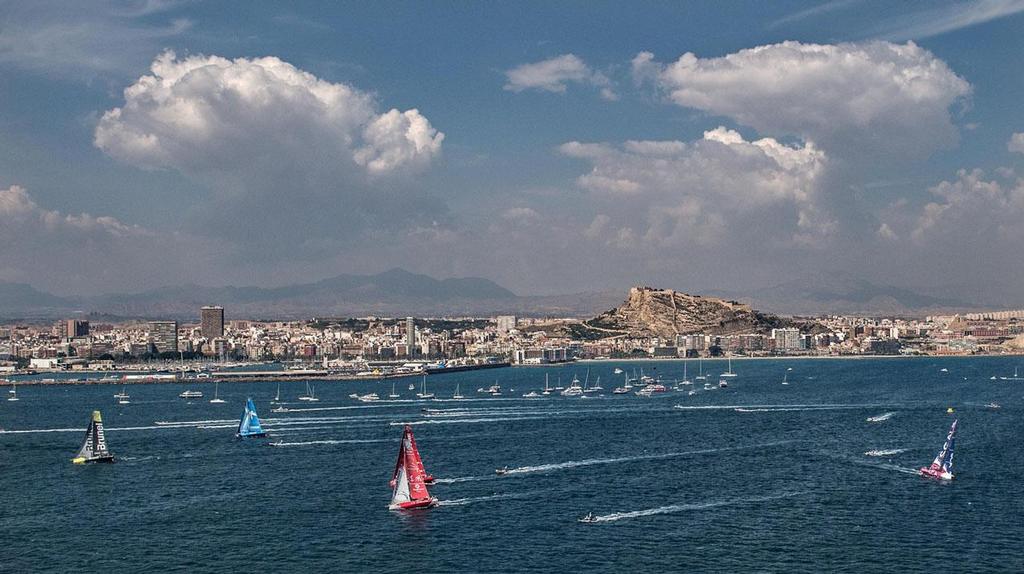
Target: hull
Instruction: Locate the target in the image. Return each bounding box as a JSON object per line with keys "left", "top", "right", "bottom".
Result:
{"left": 389, "top": 497, "right": 437, "bottom": 511}
{"left": 72, "top": 455, "right": 114, "bottom": 464}
{"left": 236, "top": 432, "right": 269, "bottom": 439}
{"left": 919, "top": 467, "right": 953, "bottom": 481}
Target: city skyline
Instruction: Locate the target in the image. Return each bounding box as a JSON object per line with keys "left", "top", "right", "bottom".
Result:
{"left": 2, "top": 1, "right": 1024, "bottom": 306}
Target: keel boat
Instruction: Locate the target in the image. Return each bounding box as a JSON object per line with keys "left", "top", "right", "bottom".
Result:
{"left": 919, "top": 419, "right": 957, "bottom": 481}
{"left": 72, "top": 410, "right": 114, "bottom": 464}
{"left": 236, "top": 397, "right": 268, "bottom": 438}
{"left": 389, "top": 425, "right": 438, "bottom": 510}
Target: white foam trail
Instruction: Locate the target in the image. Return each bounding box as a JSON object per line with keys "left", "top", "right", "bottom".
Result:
{"left": 268, "top": 438, "right": 396, "bottom": 447}
{"left": 588, "top": 491, "right": 809, "bottom": 523}
{"left": 393, "top": 416, "right": 551, "bottom": 426}
{"left": 499, "top": 441, "right": 795, "bottom": 476}
{"left": 865, "top": 448, "right": 908, "bottom": 457}
{"left": 867, "top": 412, "right": 896, "bottom": 422}
{"left": 0, "top": 427, "right": 82, "bottom": 434}
{"left": 674, "top": 403, "right": 888, "bottom": 412}
{"left": 433, "top": 475, "right": 498, "bottom": 484}
{"left": 436, "top": 491, "right": 541, "bottom": 507}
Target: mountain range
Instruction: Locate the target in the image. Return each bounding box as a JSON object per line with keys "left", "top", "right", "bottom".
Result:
{"left": 0, "top": 268, "right": 996, "bottom": 321}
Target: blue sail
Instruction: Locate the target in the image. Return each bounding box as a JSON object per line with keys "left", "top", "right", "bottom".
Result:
{"left": 237, "top": 397, "right": 267, "bottom": 438}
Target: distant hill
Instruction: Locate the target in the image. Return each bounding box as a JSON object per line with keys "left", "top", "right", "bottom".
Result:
{"left": 0, "top": 282, "right": 73, "bottom": 317}
{"left": 577, "top": 286, "right": 805, "bottom": 340}
{"left": 710, "top": 272, "right": 978, "bottom": 316}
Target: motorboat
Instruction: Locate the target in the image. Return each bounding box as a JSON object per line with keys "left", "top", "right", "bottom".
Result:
{"left": 578, "top": 512, "right": 598, "bottom": 523}
{"left": 178, "top": 390, "right": 203, "bottom": 399}
{"left": 495, "top": 466, "right": 510, "bottom": 475}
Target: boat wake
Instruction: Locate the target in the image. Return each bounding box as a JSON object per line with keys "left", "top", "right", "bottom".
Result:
{"left": 867, "top": 412, "right": 896, "bottom": 423}
{"left": 502, "top": 441, "right": 796, "bottom": 476}
{"left": 676, "top": 403, "right": 890, "bottom": 413}
{"left": 864, "top": 448, "right": 908, "bottom": 457}
{"left": 268, "top": 438, "right": 395, "bottom": 447}
{"left": 587, "top": 491, "right": 810, "bottom": 523}
{"left": 437, "top": 491, "right": 542, "bottom": 507}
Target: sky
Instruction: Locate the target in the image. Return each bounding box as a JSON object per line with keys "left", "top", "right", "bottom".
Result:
{"left": 1, "top": 0, "right": 1024, "bottom": 304}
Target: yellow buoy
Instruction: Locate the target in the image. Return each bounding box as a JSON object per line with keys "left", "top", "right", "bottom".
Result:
{"left": 947, "top": 407, "right": 955, "bottom": 414}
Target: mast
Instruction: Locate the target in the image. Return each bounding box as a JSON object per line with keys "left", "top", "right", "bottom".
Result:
{"left": 237, "top": 397, "right": 268, "bottom": 438}
{"left": 389, "top": 425, "right": 437, "bottom": 509}
{"left": 72, "top": 410, "right": 114, "bottom": 463}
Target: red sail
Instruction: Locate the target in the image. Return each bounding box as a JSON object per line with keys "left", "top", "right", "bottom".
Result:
{"left": 403, "top": 429, "right": 432, "bottom": 501}
{"left": 390, "top": 424, "right": 433, "bottom": 485}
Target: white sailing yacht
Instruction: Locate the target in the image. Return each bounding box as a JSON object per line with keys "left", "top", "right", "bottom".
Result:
{"left": 272, "top": 383, "right": 282, "bottom": 403}
{"left": 452, "top": 383, "right": 464, "bottom": 400}
{"left": 298, "top": 382, "right": 319, "bottom": 402}
{"left": 389, "top": 381, "right": 401, "bottom": 399}
{"left": 416, "top": 375, "right": 435, "bottom": 399}
{"left": 541, "top": 374, "right": 552, "bottom": 395}
{"left": 695, "top": 358, "right": 706, "bottom": 381}
{"left": 209, "top": 382, "right": 226, "bottom": 403}
{"left": 720, "top": 357, "right": 737, "bottom": 378}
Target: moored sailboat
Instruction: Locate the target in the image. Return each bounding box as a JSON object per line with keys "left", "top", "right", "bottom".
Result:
{"left": 209, "top": 382, "right": 226, "bottom": 404}
{"left": 236, "top": 397, "right": 268, "bottom": 438}
{"left": 389, "top": 425, "right": 438, "bottom": 510}
{"left": 919, "top": 419, "right": 957, "bottom": 481}
{"left": 72, "top": 410, "right": 114, "bottom": 464}
{"left": 416, "top": 375, "right": 435, "bottom": 399}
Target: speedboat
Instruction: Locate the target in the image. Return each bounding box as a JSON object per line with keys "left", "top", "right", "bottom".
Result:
{"left": 986, "top": 402, "right": 1001, "bottom": 409}
{"left": 612, "top": 387, "right": 629, "bottom": 394}
{"left": 495, "top": 466, "right": 510, "bottom": 475}
{"left": 178, "top": 390, "right": 203, "bottom": 399}
{"left": 522, "top": 391, "right": 540, "bottom": 398}
{"left": 718, "top": 379, "right": 728, "bottom": 388}
{"left": 613, "top": 368, "right": 623, "bottom": 374}
{"left": 487, "top": 384, "right": 502, "bottom": 396}
{"left": 358, "top": 393, "right": 380, "bottom": 402}
{"left": 578, "top": 512, "right": 598, "bottom": 523}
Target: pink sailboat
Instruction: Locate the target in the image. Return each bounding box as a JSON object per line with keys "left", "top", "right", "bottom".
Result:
{"left": 920, "top": 419, "right": 957, "bottom": 481}
{"left": 389, "top": 425, "right": 438, "bottom": 510}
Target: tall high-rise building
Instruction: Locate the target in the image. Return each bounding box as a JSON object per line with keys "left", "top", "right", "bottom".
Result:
{"left": 496, "top": 315, "right": 516, "bottom": 333}
{"left": 406, "top": 316, "right": 416, "bottom": 356}
{"left": 201, "top": 306, "right": 225, "bottom": 339}
{"left": 149, "top": 321, "right": 178, "bottom": 354}
{"left": 65, "top": 319, "right": 89, "bottom": 338}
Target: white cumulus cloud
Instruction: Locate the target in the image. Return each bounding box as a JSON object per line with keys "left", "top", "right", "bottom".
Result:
{"left": 95, "top": 50, "right": 443, "bottom": 178}
{"left": 637, "top": 41, "right": 970, "bottom": 156}
{"left": 1009, "top": 132, "right": 1024, "bottom": 154}
{"left": 504, "top": 54, "right": 616, "bottom": 99}
{"left": 912, "top": 168, "right": 1024, "bottom": 242}
{"left": 560, "top": 127, "right": 829, "bottom": 247}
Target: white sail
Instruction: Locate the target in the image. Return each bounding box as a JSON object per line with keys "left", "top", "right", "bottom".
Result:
{"left": 391, "top": 464, "right": 411, "bottom": 506}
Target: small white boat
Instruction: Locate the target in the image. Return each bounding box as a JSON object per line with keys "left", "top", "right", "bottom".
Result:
{"left": 541, "top": 374, "right": 552, "bottom": 396}
{"left": 578, "top": 512, "right": 598, "bottom": 523}
{"left": 179, "top": 390, "right": 203, "bottom": 399}
{"left": 389, "top": 381, "right": 401, "bottom": 399}
{"left": 209, "top": 382, "right": 226, "bottom": 404}
{"left": 999, "top": 367, "right": 1023, "bottom": 381}
{"left": 416, "top": 375, "right": 435, "bottom": 399}
{"left": 452, "top": 383, "right": 465, "bottom": 400}
{"left": 718, "top": 378, "right": 728, "bottom": 388}
{"left": 488, "top": 384, "right": 502, "bottom": 396}
{"left": 720, "top": 357, "right": 737, "bottom": 378}
{"left": 986, "top": 402, "right": 1001, "bottom": 409}
{"left": 358, "top": 393, "right": 380, "bottom": 402}
{"left": 298, "top": 382, "right": 320, "bottom": 402}
{"left": 117, "top": 396, "right": 130, "bottom": 405}
{"left": 613, "top": 368, "right": 623, "bottom": 374}
{"left": 272, "top": 405, "right": 289, "bottom": 413}
{"left": 940, "top": 368, "right": 949, "bottom": 373}
{"left": 113, "top": 385, "right": 129, "bottom": 400}
{"left": 523, "top": 391, "right": 540, "bottom": 398}
{"left": 272, "top": 384, "right": 282, "bottom": 403}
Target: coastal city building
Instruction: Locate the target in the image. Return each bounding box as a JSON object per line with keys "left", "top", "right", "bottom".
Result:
{"left": 201, "top": 306, "right": 225, "bottom": 339}
{"left": 148, "top": 320, "right": 179, "bottom": 354}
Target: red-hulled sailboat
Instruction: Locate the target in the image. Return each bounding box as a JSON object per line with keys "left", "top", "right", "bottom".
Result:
{"left": 390, "top": 425, "right": 434, "bottom": 487}
{"left": 389, "top": 425, "right": 438, "bottom": 510}
{"left": 920, "top": 419, "right": 957, "bottom": 481}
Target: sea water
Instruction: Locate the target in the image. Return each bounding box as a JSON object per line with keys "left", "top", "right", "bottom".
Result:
{"left": 1, "top": 357, "right": 1022, "bottom": 572}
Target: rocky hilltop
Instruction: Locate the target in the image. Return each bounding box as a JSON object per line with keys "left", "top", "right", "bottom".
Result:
{"left": 581, "top": 286, "right": 795, "bottom": 340}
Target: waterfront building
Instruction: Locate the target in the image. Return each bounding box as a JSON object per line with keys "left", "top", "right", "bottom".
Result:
{"left": 496, "top": 315, "right": 516, "bottom": 333}
{"left": 65, "top": 319, "right": 89, "bottom": 338}
{"left": 148, "top": 320, "right": 178, "bottom": 354}
{"left": 201, "top": 306, "right": 225, "bottom": 339}
{"left": 406, "top": 316, "right": 416, "bottom": 356}
{"left": 771, "top": 327, "right": 802, "bottom": 352}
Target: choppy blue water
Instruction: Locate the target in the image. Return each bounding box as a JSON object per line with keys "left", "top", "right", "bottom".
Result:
{"left": 2, "top": 357, "right": 1022, "bottom": 573}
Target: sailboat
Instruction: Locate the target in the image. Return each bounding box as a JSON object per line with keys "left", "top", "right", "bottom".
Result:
{"left": 677, "top": 360, "right": 692, "bottom": 389}
{"left": 389, "top": 381, "right": 401, "bottom": 399}
{"left": 113, "top": 384, "right": 129, "bottom": 400}
{"left": 588, "top": 375, "right": 603, "bottom": 392}
{"left": 452, "top": 383, "right": 464, "bottom": 400}
{"left": 919, "top": 419, "right": 957, "bottom": 481}
{"left": 781, "top": 373, "right": 789, "bottom": 385}
{"left": 298, "top": 382, "right": 319, "bottom": 402}
{"left": 236, "top": 397, "right": 268, "bottom": 438}
{"left": 542, "top": 374, "right": 553, "bottom": 395}
{"left": 71, "top": 411, "right": 114, "bottom": 463}
{"left": 612, "top": 372, "right": 630, "bottom": 394}
{"left": 272, "top": 383, "right": 282, "bottom": 404}
{"left": 7, "top": 382, "right": 18, "bottom": 401}
{"left": 720, "top": 357, "right": 737, "bottom": 378}
{"left": 209, "top": 382, "right": 226, "bottom": 404}
{"left": 999, "top": 367, "right": 1023, "bottom": 381}
{"left": 416, "top": 375, "right": 435, "bottom": 399}
{"left": 561, "top": 374, "right": 583, "bottom": 397}
{"left": 695, "top": 358, "right": 706, "bottom": 381}
{"left": 388, "top": 425, "right": 438, "bottom": 510}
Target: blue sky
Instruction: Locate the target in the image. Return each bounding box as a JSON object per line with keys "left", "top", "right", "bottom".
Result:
{"left": 1, "top": 1, "right": 1024, "bottom": 304}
